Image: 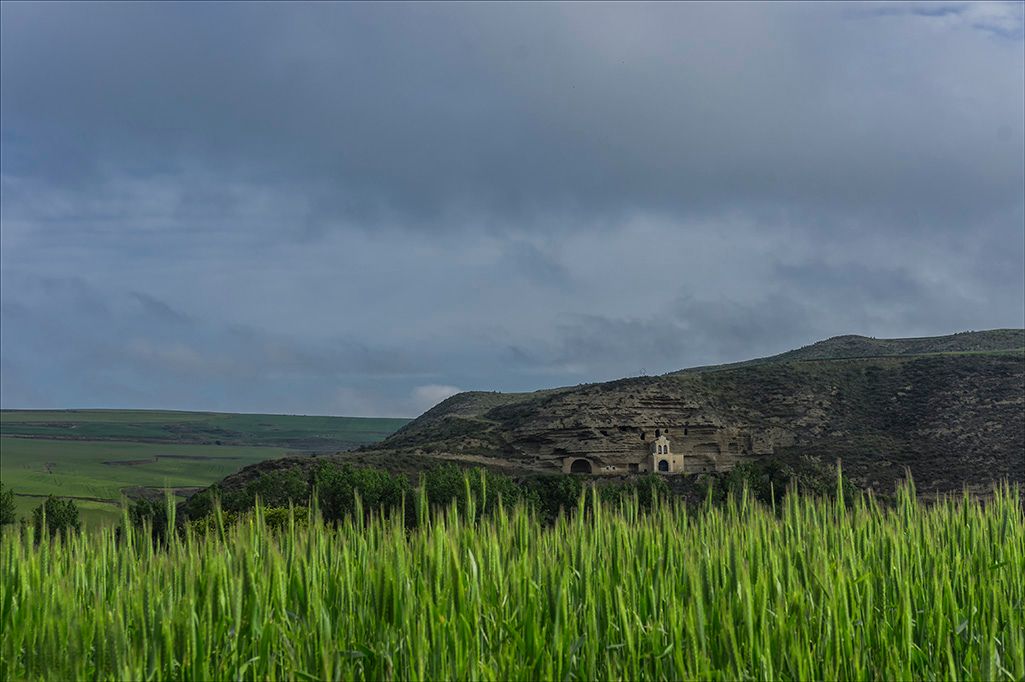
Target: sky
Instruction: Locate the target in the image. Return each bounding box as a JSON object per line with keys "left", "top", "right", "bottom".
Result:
{"left": 1, "top": 1, "right": 1023, "bottom": 417}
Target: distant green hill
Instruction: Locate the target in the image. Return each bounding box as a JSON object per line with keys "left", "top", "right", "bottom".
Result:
{"left": 0, "top": 409, "right": 409, "bottom": 450}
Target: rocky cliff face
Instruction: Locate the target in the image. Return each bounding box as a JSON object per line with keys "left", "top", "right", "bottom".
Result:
{"left": 370, "top": 332, "right": 1024, "bottom": 494}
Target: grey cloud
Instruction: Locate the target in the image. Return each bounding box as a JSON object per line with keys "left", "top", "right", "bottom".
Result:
{"left": 888, "top": 2, "right": 1025, "bottom": 39}
{"left": 0, "top": 279, "right": 438, "bottom": 413}
{"left": 1, "top": 3, "right": 1022, "bottom": 416}
{"left": 2, "top": 2, "right": 1021, "bottom": 233}
{"left": 545, "top": 293, "right": 815, "bottom": 378}
{"left": 131, "top": 292, "right": 191, "bottom": 324}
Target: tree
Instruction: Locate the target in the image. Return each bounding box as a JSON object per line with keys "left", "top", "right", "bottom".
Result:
{"left": 129, "top": 497, "right": 169, "bottom": 542}
{"left": 0, "top": 484, "right": 16, "bottom": 526}
{"left": 32, "top": 496, "right": 81, "bottom": 538}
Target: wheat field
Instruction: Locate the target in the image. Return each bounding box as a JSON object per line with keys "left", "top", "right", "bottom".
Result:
{"left": 2, "top": 481, "right": 1022, "bottom": 681}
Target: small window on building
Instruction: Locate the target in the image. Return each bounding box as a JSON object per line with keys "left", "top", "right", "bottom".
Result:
{"left": 629, "top": 463, "right": 639, "bottom": 473}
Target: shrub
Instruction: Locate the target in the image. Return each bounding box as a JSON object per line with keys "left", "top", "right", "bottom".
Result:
{"left": 709, "top": 455, "right": 858, "bottom": 507}
{"left": 31, "top": 496, "right": 80, "bottom": 538}
{"left": 244, "top": 468, "right": 311, "bottom": 509}
{"left": 186, "top": 506, "right": 308, "bottom": 536}
{"left": 187, "top": 510, "right": 242, "bottom": 536}
{"left": 128, "top": 497, "right": 172, "bottom": 542}
{"left": 599, "top": 474, "right": 670, "bottom": 510}
{"left": 262, "top": 506, "right": 309, "bottom": 530}
{"left": 0, "top": 484, "right": 16, "bottom": 526}
{"left": 314, "top": 463, "right": 411, "bottom": 523}
{"left": 422, "top": 464, "right": 531, "bottom": 519}
{"left": 184, "top": 468, "right": 313, "bottom": 519}
{"left": 526, "top": 474, "right": 583, "bottom": 522}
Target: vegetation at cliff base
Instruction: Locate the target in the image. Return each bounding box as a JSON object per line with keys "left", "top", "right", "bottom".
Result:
{"left": 2, "top": 478, "right": 1022, "bottom": 681}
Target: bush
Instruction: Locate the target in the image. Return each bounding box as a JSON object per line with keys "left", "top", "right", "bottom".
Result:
{"left": 422, "top": 464, "right": 463, "bottom": 508}
{"left": 128, "top": 497, "right": 172, "bottom": 542}
{"left": 528, "top": 474, "right": 583, "bottom": 522}
{"left": 185, "top": 468, "right": 313, "bottom": 519}
{"left": 0, "top": 484, "right": 16, "bottom": 526}
{"left": 599, "top": 474, "right": 670, "bottom": 510}
{"left": 707, "top": 455, "right": 858, "bottom": 507}
{"left": 422, "top": 464, "right": 532, "bottom": 520}
{"left": 187, "top": 510, "right": 242, "bottom": 536}
{"left": 262, "top": 506, "right": 309, "bottom": 531}
{"left": 244, "top": 468, "right": 311, "bottom": 509}
{"left": 32, "top": 496, "right": 80, "bottom": 538}
{"left": 315, "top": 463, "right": 411, "bottom": 523}
{"left": 186, "top": 506, "right": 308, "bottom": 536}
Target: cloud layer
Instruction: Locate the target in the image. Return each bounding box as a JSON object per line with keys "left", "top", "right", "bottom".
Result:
{"left": 2, "top": 2, "right": 1022, "bottom": 416}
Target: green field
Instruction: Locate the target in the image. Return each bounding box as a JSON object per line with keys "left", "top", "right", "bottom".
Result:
{"left": 0, "top": 409, "right": 408, "bottom": 448}
{"left": 0, "top": 437, "right": 290, "bottom": 525}
{"left": 1, "top": 483, "right": 1021, "bottom": 680}
{"left": 0, "top": 410, "right": 409, "bottom": 526}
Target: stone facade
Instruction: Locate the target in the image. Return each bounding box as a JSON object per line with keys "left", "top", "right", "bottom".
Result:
{"left": 646, "top": 432, "right": 684, "bottom": 473}
{"left": 562, "top": 423, "right": 772, "bottom": 475}
{"left": 560, "top": 456, "right": 623, "bottom": 475}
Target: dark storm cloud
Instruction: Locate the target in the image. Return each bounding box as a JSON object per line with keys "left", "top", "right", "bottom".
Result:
{"left": 1, "top": 1, "right": 1022, "bottom": 415}
{"left": 4, "top": 2, "right": 1021, "bottom": 230}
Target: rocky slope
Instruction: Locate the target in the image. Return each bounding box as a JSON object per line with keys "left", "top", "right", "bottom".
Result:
{"left": 366, "top": 330, "right": 1024, "bottom": 494}
{"left": 197, "top": 331, "right": 1023, "bottom": 498}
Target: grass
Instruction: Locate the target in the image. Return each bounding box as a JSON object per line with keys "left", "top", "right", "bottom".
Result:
{"left": 0, "top": 410, "right": 409, "bottom": 527}
{"left": 2, "top": 480, "right": 1022, "bottom": 681}
{"left": 0, "top": 437, "right": 290, "bottom": 526}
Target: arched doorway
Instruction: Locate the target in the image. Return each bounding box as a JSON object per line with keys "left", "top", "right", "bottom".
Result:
{"left": 570, "top": 458, "right": 593, "bottom": 474}
{"left": 658, "top": 459, "right": 670, "bottom": 472}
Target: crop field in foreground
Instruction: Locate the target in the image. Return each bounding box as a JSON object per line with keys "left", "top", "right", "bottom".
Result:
{"left": 2, "top": 483, "right": 1022, "bottom": 681}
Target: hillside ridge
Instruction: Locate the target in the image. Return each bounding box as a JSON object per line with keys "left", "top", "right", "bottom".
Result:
{"left": 673, "top": 328, "right": 1025, "bottom": 374}
{"left": 199, "top": 330, "right": 1024, "bottom": 498}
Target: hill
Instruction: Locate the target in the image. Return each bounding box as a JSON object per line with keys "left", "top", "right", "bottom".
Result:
{"left": 195, "top": 330, "right": 1025, "bottom": 498}
{"left": 0, "top": 409, "right": 409, "bottom": 450}
{"left": 368, "top": 330, "right": 1024, "bottom": 493}
{"left": 675, "top": 328, "right": 1025, "bottom": 373}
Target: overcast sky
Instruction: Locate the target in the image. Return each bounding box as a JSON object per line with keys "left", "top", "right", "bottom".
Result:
{"left": 2, "top": 1, "right": 1023, "bottom": 417}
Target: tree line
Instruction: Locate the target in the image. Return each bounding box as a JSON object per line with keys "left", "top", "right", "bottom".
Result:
{"left": 0, "top": 485, "right": 81, "bottom": 536}
{"left": 1, "top": 455, "right": 852, "bottom": 540}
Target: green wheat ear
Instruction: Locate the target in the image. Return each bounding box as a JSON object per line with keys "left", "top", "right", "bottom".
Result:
{"left": 0, "top": 478, "right": 1022, "bottom": 681}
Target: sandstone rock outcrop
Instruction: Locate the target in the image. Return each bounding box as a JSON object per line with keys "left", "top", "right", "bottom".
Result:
{"left": 371, "top": 331, "right": 1024, "bottom": 494}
